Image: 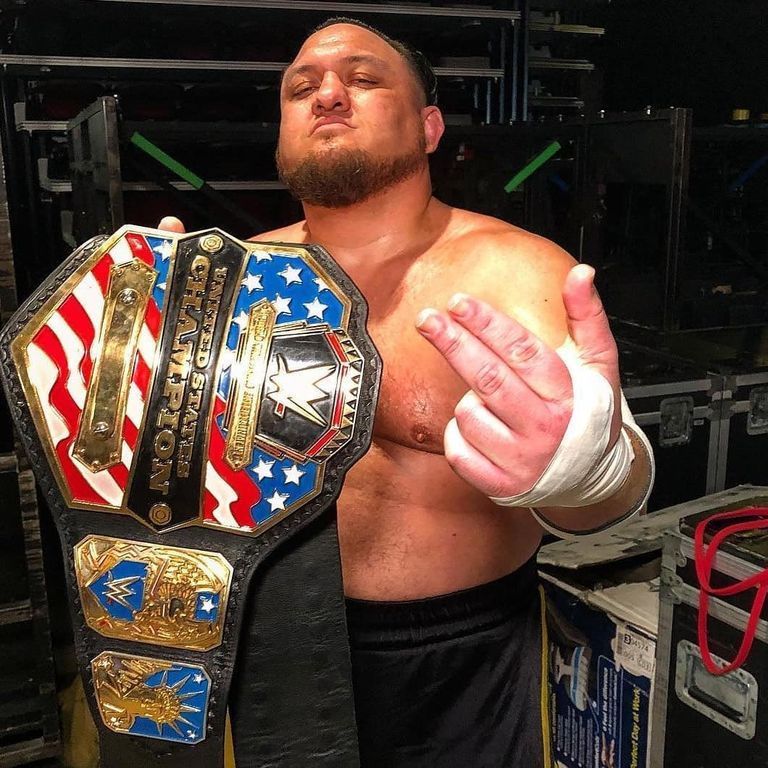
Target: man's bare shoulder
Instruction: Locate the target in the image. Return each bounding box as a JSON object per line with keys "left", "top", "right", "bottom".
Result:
{"left": 443, "top": 207, "right": 574, "bottom": 273}
{"left": 439, "top": 207, "right": 577, "bottom": 346}
{"left": 248, "top": 221, "right": 308, "bottom": 244}
{"left": 440, "top": 208, "right": 576, "bottom": 291}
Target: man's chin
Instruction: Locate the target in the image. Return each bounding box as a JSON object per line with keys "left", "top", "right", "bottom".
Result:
{"left": 307, "top": 134, "right": 360, "bottom": 156}
{"left": 280, "top": 138, "right": 353, "bottom": 167}
{"left": 277, "top": 144, "right": 426, "bottom": 208}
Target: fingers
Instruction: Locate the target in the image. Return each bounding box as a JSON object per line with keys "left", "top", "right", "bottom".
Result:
{"left": 561, "top": 264, "right": 618, "bottom": 381}
{"left": 443, "top": 418, "right": 513, "bottom": 497}
{"left": 444, "top": 415, "right": 549, "bottom": 498}
{"left": 415, "top": 293, "right": 573, "bottom": 439}
{"left": 453, "top": 391, "right": 516, "bottom": 465}
{"left": 446, "top": 293, "right": 573, "bottom": 403}
{"left": 453, "top": 391, "right": 554, "bottom": 473}
{"left": 424, "top": 278, "right": 622, "bottom": 499}
{"left": 417, "top": 307, "right": 555, "bottom": 434}
{"left": 157, "top": 216, "right": 186, "bottom": 234}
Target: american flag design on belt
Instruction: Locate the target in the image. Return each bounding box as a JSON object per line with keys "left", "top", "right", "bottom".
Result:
{"left": 25, "top": 231, "right": 171, "bottom": 508}
{"left": 21, "top": 228, "right": 355, "bottom": 535}
{"left": 205, "top": 249, "right": 345, "bottom": 532}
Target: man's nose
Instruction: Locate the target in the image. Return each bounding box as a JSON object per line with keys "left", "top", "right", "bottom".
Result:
{"left": 312, "top": 72, "right": 350, "bottom": 114}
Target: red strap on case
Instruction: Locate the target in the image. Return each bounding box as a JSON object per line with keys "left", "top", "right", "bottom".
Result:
{"left": 694, "top": 507, "right": 768, "bottom": 675}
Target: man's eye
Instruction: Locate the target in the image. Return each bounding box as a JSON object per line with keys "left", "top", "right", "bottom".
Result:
{"left": 292, "top": 85, "right": 315, "bottom": 98}
{"left": 351, "top": 77, "right": 376, "bottom": 86}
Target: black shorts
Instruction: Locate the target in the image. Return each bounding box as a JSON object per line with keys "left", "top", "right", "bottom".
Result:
{"left": 346, "top": 555, "right": 551, "bottom": 768}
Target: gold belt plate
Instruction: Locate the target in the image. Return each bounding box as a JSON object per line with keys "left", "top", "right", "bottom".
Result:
{"left": 75, "top": 535, "right": 232, "bottom": 651}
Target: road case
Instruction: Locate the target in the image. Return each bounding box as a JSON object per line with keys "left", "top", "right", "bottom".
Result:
{"left": 713, "top": 370, "right": 768, "bottom": 492}
{"left": 619, "top": 343, "right": 723, "bottom": 511}
{"left": 652, "top": 486, "right": 768, "bottom": 767}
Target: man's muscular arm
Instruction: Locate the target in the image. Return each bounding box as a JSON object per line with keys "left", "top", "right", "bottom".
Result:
{"left": 416, "top": 231, "right": 653, "bottom": 535}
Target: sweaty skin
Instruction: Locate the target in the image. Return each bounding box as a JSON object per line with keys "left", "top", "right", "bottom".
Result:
{"left": 160, "top": 22, "right": 649, "bottom": 601}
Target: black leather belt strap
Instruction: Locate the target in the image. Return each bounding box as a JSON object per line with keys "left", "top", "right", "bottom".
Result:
{"left": 0, "top": 226, "right": 380, "bottom": 767}
{"left": 230, "top": 512, "right": 360, "bottom": 766}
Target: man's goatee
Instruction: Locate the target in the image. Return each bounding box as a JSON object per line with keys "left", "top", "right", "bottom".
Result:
{"left": 276, "top": 144, "right": 426, "bottom": 208}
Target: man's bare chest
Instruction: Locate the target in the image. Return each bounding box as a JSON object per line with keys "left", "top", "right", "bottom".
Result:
{"left": 364, "top": 291, "right": 466, "bottom": 454}
{"left": 330, "top": 236, "right": 498, "bottom": 453}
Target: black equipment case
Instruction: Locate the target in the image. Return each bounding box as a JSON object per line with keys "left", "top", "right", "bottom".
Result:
{"left": 652, "top": 486, "right": 768, "bottom": 767}
{"left": 619, "top": 343, "right": 723, "bottom": 512}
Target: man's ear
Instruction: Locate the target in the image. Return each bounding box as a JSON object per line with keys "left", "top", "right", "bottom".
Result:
{"left": 422, "top": 106, "right": 445, "bottom": 154}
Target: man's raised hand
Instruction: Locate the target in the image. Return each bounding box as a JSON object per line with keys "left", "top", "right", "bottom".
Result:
{"left": 415, "top": 263, "right": 621, "bottom": 499}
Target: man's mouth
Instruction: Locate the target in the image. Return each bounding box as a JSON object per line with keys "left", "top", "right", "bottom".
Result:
{"left": 311, "top": 117, "right": 352, "bottom": 134}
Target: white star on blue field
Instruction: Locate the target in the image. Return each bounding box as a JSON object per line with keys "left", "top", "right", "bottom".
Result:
{"left": 214, "top": 251, "right": 346, "bottom": 526}
{"left": 246, "top": 456, "right": 319, "bottom": 524}
{"left": 218, "top": 249, "right": 344, "bottom": 400}
{"left": 232, "top": 251, "right": 344, "bottom": 338}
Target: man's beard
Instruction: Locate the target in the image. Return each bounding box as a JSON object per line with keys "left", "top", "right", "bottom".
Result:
{"left": 276, "top": 136, "right": 427, "bottom": 208}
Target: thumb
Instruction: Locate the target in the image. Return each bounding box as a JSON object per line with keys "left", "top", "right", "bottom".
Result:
{"left": 561, "top": 264, "right": 618, "bottom": 384}
{"left": 157, "top": 216, "right": 186, "bottom": 234}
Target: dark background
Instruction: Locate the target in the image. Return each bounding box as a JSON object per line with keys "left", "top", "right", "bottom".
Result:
{"left": 600, "top": 0, "right": 767, "bottom": 125}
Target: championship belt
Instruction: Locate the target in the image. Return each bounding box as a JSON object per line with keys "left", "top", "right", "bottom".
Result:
{"left": 0, "top": 226, "right": 381, "bottom": 767}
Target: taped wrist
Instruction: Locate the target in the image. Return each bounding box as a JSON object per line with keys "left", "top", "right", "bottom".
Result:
{"left": 491, "top": 340, "right": 626, "bottom": 508}
{"left": 530, "top": 415, "right": 655, "bottom": 539}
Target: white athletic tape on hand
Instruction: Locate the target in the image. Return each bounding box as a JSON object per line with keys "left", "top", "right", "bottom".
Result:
{"left": 530, "top": 396, "right": 653, "bottom": 538}
{"left": 490, "top": 339, "right": 626, "bottom": 508}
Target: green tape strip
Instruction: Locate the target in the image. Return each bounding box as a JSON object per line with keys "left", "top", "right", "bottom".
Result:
{"left": 504, "top": 140, "right": 562, "bottom": 193}
{"left": 130, "top": 132, "right": 205, "bottom": 190}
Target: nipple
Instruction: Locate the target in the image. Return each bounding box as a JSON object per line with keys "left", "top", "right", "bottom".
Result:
{"left": 411, "top": 424, "right": 433, "bottom": 445}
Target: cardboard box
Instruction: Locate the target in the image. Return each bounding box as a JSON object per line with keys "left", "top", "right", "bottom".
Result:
{"left": 543, "top": 572, "right": 658, "bottom": 768}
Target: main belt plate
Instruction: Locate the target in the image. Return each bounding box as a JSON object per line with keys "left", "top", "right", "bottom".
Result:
{"left": 12, "top": 226, "right": 373, "bottom": 535}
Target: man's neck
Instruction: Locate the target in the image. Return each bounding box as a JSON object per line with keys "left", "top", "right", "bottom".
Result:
{"left": 300, "top": 169, "right": 445, "bottom": 265}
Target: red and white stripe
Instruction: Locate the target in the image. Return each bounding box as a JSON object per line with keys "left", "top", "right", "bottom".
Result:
{"left": 27, "top": 234, "right": 161, "bottom": 507}
{"left": 203, "top": 394, "right": 261, "bottom": 531}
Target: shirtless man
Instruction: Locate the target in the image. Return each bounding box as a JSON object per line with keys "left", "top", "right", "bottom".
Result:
{"left": 160, "top": 17, "right": 653, "bottom": 768}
